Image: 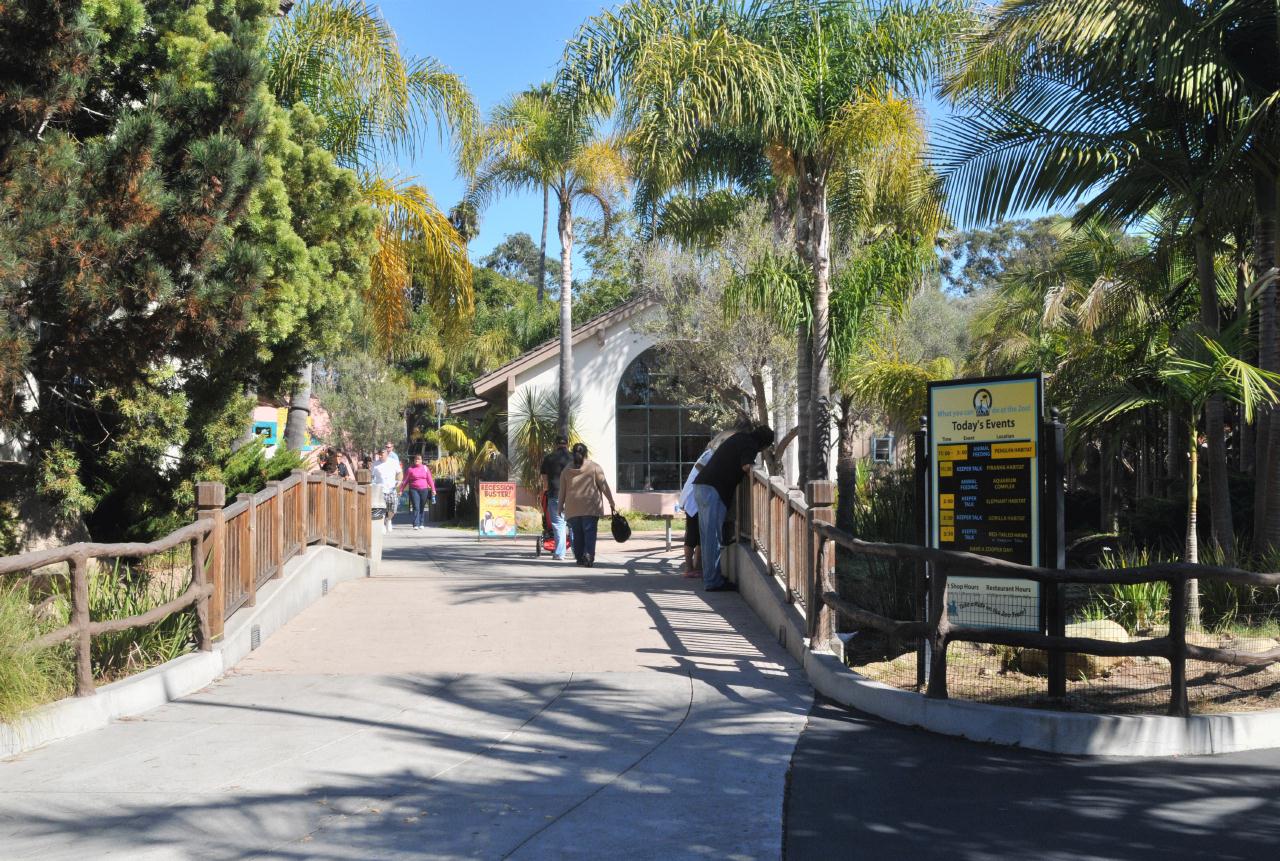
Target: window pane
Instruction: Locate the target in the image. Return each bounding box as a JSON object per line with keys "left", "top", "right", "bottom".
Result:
{"left": 617, "top": 435, "right": 646, "bottom": 464}
{"left": 617, "top": 408, "right": 647, "bottom": 435}
{"left": 682, "top": 412, "right": 713, "bottom": 435}
{"left": 649, "top": 464, "right": 680, "bottom": 491}
{"left": 648, "top": 436, "right": 679, "bottom": 462}
{"left": 618, "top": 463, "right": 647, "bottom": 492}
{"left": 681, "top": 435, "right": 713, "bottom": 461}
{"left": 649, "top": 408, "right": 680, "bottom": 435}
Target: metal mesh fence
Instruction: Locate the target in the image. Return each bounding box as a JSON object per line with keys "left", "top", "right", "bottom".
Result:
{"left": 836, "top": 556, "right": 1280, "bottom": 715}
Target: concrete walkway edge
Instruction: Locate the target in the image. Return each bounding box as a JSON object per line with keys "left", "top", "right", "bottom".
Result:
{"left": 1, "top": 544, "right": 370, "bottom": 758}
{"left": 726, "top": 543, "right": 1280, "bottom": 757}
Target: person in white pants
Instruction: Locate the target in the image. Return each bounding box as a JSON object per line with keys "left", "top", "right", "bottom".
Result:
{"left": 371, "top": 450, "right": 400, "bottom": 533}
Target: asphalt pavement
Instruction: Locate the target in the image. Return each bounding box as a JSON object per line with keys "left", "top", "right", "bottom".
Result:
{"left": 785, "top": 696, "right": 1280, "bottom": 861}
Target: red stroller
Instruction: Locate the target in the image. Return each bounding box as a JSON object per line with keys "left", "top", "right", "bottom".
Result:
{"left": 535, "top": 490, "right": 571, "bottom": 557}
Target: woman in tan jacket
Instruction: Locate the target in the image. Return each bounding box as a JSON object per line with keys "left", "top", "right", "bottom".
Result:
{"left": 558, "top": 443, "right": 616, "bottom": 567}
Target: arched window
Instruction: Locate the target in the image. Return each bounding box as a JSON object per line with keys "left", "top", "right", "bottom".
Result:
{"left": 616, "top": 349, "right": 713, "bottom": 492}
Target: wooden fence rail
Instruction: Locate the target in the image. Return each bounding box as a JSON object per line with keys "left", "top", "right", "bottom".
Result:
{"left": 736, "top": 468, "right": 1280, "bottom": 718}
{"left": 0, "top": 469, "right": 373, "bottom": 698}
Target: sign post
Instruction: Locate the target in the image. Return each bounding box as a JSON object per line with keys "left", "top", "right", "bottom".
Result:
{"left": 927, "top": 375, "right": 1043, "bottom": 632}
{"left": 477, "top": 482, "right": 518, "bottom": 539}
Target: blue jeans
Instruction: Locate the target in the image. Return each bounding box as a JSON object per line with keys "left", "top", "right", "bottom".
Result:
{"left": 568, "top": 515, "right": 597, "bottom": 563}
{"left": 407, "top": 488, "right": 430, "bottom": 527}
{"left": 548, "top": 496, "right": 567, "bottom": 558}
{"left": 693, "top": 485, "right": 728, "bottom": 589}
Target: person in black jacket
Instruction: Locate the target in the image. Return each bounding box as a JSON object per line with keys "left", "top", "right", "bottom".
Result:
{"left": 540, "top": 435, "right": 573, "bottom": 560}
{"left": 691, "top": 425, "right": 774, "bottom": 591}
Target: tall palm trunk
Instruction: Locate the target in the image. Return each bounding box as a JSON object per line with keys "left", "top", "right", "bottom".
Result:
{"left": 556, "top": 192, "right": 573, "bottom": 439}
{"left": 1255, "top": 170, "right": 1280, "bottom": 553}
{"left": 796, "top": 327, "right": 812, "bottom": 486}
{"left": 1185, "top": 417, "right": 1201, "bottom": 626}
{"left": 798, "top": 164, "right": 833, "bottom": 482}
{"left": 835, "top": 394, "right": 859, "bottom": 535}
{"left": 537, "top": 183, "right": 549, "bottom": 303}
{"left": 1193, "top": 226, "right": 1233, "bottom": 561}
{"left": 284, "top": 364, "right": 312, "bottom": 451}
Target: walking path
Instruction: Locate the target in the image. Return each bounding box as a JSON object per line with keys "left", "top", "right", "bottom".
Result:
{"left": 0, "top": 526, "right": 812, "bottom": 860}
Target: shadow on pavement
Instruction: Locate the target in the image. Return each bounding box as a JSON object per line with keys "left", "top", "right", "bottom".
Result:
{"left": 785, "top": 696, "right": 1280, "bottom": 861}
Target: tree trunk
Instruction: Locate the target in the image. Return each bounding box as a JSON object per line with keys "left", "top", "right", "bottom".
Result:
{"left": 835, "top": 394, "right": 858, "bottom": 535}
{"left": 537, "top": 183, "right": 549, "bottom": 303}
{"left": 284, "top": 365, "right": 311, "bottom": 451}
{"left": 796, "top": 325, "right": 812, "bottom": 486}
{"left": 1193, "top": 227, "right": 1233, "bottom": 562}
{"left": 557, "top": 192, "right": 573, "bottom": 439}
{"left": 1185, "top": 419, "right": 1201, "bottom": 625}
{"left": 1235, "top": 247, "right": 1252, "bottom": 473}
{"left": 798, "top": 165, "right": 832, "bottom": 483}
{"left": 1255, "top": 170, "right": 1280, "bottom": 553}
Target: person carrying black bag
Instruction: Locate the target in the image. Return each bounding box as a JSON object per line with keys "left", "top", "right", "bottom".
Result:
{"left": 558, "top": 443, "right": 616, "bottom": 568}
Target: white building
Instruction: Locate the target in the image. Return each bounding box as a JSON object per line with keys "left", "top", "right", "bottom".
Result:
{"left": 459, "top": 298, "right": 722, "bottom": 513}
{"left": 453, "top": 297, "right": 896, "bottom": 513}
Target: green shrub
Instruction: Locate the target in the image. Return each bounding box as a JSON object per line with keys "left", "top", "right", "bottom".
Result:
{"left": 221, "top": 440, "right": 306, "bottom": 499}
{"left": 0, "top": 586, "right": 71, "bottom": 723}
{"left": 1084, "top": 548, "right": 1171, "bottom": 635}
{"left": 85, "top": 560, "right": 196, "bottom": 681}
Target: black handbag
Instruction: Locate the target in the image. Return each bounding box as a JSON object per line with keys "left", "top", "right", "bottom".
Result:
{"left": 610, "top": 513, "right": 632, "bottom": 543}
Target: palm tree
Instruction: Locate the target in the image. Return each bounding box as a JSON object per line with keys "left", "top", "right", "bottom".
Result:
{"left": 1077, "top": 327, "right": 1280, "bottom": 621}
{"left": 267, "top": 0, "right": 479, "bottom": 446}
{"left": 561, "top": 0, "right": 968, "bottom": 481}
{"left": 942, "top": 0, "right": 1269, "bottom": 560}
{"left": 505, "top": 387, "right": 580, "bottom": 494}
{"left": 467, "top": 88, "right": 627, "bottom": 438}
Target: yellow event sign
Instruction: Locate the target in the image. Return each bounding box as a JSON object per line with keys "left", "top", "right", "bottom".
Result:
{"left": 928, "top": 375, "right": 1042, "bottom": 632}
{"left": 477, "top": 482, "right": 518, "bottom": 538}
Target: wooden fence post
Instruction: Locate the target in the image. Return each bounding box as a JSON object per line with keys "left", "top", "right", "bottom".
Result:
{"left": 926, "top": 562, "right": 951, "bottom": 699}
{"left": 71, "top": 553, "right": 94, "bottom": 697}
{"left": 292, "top": 469, "right": 308, "bottom": 556}
{"left": 787, "top": 489, "right": 805, "bottom": 602}
{"left": 237, "top": 492, "right": 257, "bottom": 607}
{"left": 805, "top": 480, "right": 836, "bottom": 643}
{"left": 1169, "top": 576, "right": 1190, "bottom": 717}
{"left": 266, "top": 481, "right": 284, "bottom": 579}
{"left": 356, "top": 469, "right": 372, "bottom": 556}
{"left": 196, "top": 481, "right": 226, "bottom": 641}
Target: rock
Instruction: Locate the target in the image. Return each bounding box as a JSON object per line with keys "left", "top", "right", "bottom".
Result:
{"left": 1020, "top": 620, "right": 1130, "bottom": 679}
{"left": 514, "top": 505, "right": 542, "bottom": 534}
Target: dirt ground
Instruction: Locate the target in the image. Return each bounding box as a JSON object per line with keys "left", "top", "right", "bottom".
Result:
{"left": 852, "top": 638, "right": 1280, "bottom": 715}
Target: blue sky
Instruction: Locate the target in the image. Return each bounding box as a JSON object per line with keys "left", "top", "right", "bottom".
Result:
{"left": 376, "top": 1, "right": 1052, "bottom": 271}
{"left": 377, "top": 0, "right": 608, "bottom": 268}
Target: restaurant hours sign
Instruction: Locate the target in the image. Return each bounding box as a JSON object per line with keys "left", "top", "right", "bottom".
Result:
{"left": 927, "top": 375, "right": 1043, "bottom": 631}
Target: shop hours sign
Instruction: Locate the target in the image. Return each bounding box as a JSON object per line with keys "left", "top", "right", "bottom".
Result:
{"left": 927, "top": 375, "right": 1043, "bottom": 631}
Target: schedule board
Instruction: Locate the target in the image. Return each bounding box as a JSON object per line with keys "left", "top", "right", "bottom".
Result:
{"left": 928, "top": 375, "right": 1042, "bottom": 631}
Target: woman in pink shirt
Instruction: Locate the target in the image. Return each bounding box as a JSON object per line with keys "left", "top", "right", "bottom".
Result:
{"left": 398, "top": 454, "right": 437, "bottom": 530}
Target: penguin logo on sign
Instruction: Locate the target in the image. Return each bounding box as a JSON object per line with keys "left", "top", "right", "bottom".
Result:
{"left": 973, "top": 388, "right": 993, "bottom": 416}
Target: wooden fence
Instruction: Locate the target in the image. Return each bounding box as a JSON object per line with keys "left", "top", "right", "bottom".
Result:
{"left": 0, "top": 469, "right": 373, "bottom": 698}
{"left": 735, "top": 468, "right": 1280, "bottom": 717}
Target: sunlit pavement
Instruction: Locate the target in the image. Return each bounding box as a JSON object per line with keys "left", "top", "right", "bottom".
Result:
{"left": 0, "top": 522, "right": 811, "bottom": 859}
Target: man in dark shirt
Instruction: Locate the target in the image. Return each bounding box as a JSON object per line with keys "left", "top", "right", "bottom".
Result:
{"left": 692, "top": 425, "right": 774, "bottom": 590}
{"left": 540, "top": 435, "right": 573, "bottom": 560}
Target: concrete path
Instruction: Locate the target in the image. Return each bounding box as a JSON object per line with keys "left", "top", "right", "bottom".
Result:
{"left": 0, "top": 526, "right": 811, "bottom": 860}
{"left": 785, "top": 696, "right": 1280, "bottom": 861}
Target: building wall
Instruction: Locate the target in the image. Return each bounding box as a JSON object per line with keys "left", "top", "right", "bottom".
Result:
{"left": 509, "top": 307, "right": 673, "bottom": 513}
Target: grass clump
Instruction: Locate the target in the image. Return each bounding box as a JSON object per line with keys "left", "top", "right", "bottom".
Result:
{"left": 0, "top": 585, "right": 71, "bottom": 723}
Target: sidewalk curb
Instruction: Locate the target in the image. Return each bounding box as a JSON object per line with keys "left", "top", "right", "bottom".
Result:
{"left": 2, "top": 545, "right": 368, "bottom": 759}
{"left": 728, "top": 544, "right": 1280, "bottom": 757}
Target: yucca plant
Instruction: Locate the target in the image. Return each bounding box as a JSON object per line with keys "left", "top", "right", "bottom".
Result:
{"left": 504, "top": 387, "right": 580, "bottom": 495}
